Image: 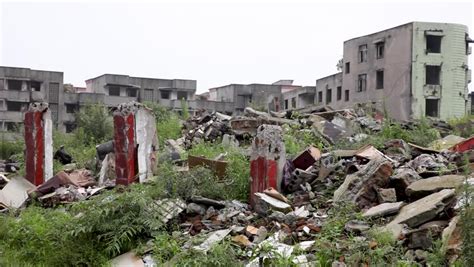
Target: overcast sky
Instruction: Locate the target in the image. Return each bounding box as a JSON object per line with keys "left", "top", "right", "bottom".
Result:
{"left": 0, "top": 1, "right": 472, "bottom": 93}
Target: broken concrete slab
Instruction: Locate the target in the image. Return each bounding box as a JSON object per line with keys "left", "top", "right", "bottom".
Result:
{"left": 0, "top": 176, "right": 36, "bottom": 209}
{"left": 344, "top": 220, "right": 370, "bottom": 234}
{"left": 254, "top": 192, "right": 292, "bottom": 212}
{"left": 333, "top": 158, "right": 393, "bottom": 209}
{"left": 355, "top": 144, "right": 395, "bottom": 163}
{"left": 362, "top": 201, "right": 405, "bottom": 218}
{"left": 390, "top": 167, "right": 421, "bottom": 200}
{"left": 193, "top": 229, "right": 232, "bottom": 252}
{"left": 377, "top": 188, "right": 397, "bottom": 203}
{"left": 388, "top": 189, "right": 456, "bottom": 227}
{"left": 441, "top": 216, "right": 461, "bottom": 262}
{"left": 263, "top": 187, "right": 289, "bottom": 203}
{"left": 188, "top": 155, "right": 228, "bottom": 179}
{"left": 406, "top": 175, "right": 465, "bottom": 198}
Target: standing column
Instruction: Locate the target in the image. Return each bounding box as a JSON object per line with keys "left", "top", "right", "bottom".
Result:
{"left": 250, "top": 124, "right": 286, "bottom": 208}
{"left": 113, "top": 102, "right": 157, "bottom": 186}
{"left": 24, "top": 102, "right": 53, "bottom": 186}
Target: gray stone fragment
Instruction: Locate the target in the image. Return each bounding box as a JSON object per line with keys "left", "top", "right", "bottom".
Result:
{"left": 406, "top": 175, "right": 465, "bottom": 198}
{"left": 388, "top": 189, "right": 456, "bottom": 227}
{"left": 363, "top": 201, "right": 405, "bottom": 218}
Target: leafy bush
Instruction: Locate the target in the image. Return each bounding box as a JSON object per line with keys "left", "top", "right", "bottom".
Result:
{"left": 283, "top": 125, "right": 324, "bottom": 157}
{"left": 0, "top": 138, "right": 23, "bottom": 160}
{"left": 187, "top": 142, "right": 250, "bottom": 201}
{"left": 144, "top": 102, "right": 182, "bottom": 148}
{"left": 53, "top": 129, "right": 97, "bottom": 170}
{"left": 75, "top": 103, "right": 113, "bottom": 145}
{"left": 449, "top": 115, "right": 474, "bottom": 138}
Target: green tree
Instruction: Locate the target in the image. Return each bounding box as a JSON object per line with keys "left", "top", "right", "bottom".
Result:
{"left": 75, "top": 104, "right": 113, "bottom": 145}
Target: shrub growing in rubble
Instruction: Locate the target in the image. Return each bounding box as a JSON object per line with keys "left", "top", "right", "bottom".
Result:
{"left": 0, "top": 137, "right": 23, "bottom": 160}
{"left": 145, "top": 102, "right": 182, "bottom": 147}
{"left": 75, "top": 103, "right": 113, "bottom": 145}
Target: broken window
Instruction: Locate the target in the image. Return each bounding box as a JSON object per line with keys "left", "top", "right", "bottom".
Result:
{"left": 337, "top": 86, "right": 342, "bottom": 100}
{"left": 426, "top": 35, "right": 441, "bottom": 53}
{"left": 426, "top": 65, "right": 441, "bottom": 85}
{"left": 291, "top": 97, "right": 296, "bottom": 108}
{"left": 357, "top": 74, "right": 367, "bottom": 92}
{"left": 109, "top": 86, "right": 120, "bottom": 96}
{"left": 376, "top": 42, "right": 384, "bottom": 59}
{"left": 66, "top": 104, "right": 77, "bottom": 114}
{"left": 7, "top": 80, "right": 22, "bottom": 91}
{"left": 376, "top": 70, "right": 384, "bottom": 89}
{"left": 177, "top": 91, "right": 187, "bottom": 100}
{"left": 65, "top": 123, "right": 76, "bottom": 133}
{"left": 30, "top": 81, "right": 41, "bottom": 91}
{"left": 345, "top": 62, "right": 350, "bottom": 74}
{"left": 326, "top": 89, "right": 332, "bottom": 104}
{"left": 318, "top": 91, "right": 323, "bottom": 103}
{"left": 126, "top": 88, "right": 137, "bottom": 97}
{"left": 160, "top": 90, "right": 170, "bottom": 99}
{"left": 425, "top": 99, "right": 439, "bottom": 117}
{"left": 358, "top": 44, "right": 368, "bottom": 63}
{"left": 345, "top": 90, "right": 349, "bottom": 101}
{"left": 284, "top": 99, "right": 288, "bottom": 109}
{"left": 6, "top": 101, "right": 23, "bottom": 112}
{"left": 6, "top": 122, "right": 21, "bottom": 132}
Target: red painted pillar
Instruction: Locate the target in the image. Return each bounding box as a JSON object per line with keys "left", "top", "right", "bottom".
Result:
{"left": 113, "top": 102, "right": 157, "bottom": 186}
{"left": 114, "top": 112, "right": 137, "bottom": 186}
{"left": 24, "top": 102, "right": 53, "bottom": 186}
{"left": 250, "top": 124, "right": 285, "bottom": 208}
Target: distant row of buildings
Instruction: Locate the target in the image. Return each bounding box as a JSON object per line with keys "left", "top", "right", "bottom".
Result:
{"left": 0, "top": 21, "right": 472, "bottom": 133}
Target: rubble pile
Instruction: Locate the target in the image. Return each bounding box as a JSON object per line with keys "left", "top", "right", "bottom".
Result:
{"left": 1, "top": 101, "right": 473, "bottom": 266}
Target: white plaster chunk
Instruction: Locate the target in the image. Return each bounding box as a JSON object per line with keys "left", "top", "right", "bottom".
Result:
{"left": 43, "top": 109, "right": 53, "bottom": 181}
{"left": 136, "top": 108, "right": 158, "bottom": 183}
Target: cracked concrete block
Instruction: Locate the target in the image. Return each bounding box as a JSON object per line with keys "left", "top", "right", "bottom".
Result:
{"left": 333, "top": 158, "right": 393, "bottom": 209}
{"left": 406, "top": 175, "right": 465, "bottom": 199}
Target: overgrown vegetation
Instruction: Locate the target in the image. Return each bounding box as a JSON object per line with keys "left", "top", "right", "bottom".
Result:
{"left": 336, "top": 118, "right": 440, "bottom": 150}
{"left": 283, "top": 124, "right": 324, "bottom": 157}
{"left": 0, "top": 136, "right": 23, "bottom": 160}
{"left": 75, "top": 103, "right": 113, "bottom": 145}
{"left": 449, "top": 115, "right": 474, "bottom": 138}
{"left": 146, "top": 102, "right": 182, "bottom": 147}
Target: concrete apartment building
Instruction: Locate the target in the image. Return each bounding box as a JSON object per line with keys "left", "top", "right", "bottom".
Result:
{"left": 209, "top": 80, "right": 312, "bottom": 114}
{"left": 0, "top": 66, "right": 64, "bottom": 132}
{"left": 0, "top": 68, "right": 235, "bottom": 133}
{"left": 317, "top": 22, "right": 472, "bottom": 121}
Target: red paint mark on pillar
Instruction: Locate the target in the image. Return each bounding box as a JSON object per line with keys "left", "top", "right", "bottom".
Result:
{"left": 34, "top": 112, "right": 44, "bottom": 185}
{"left": 250, "top": 157, "right": 277, "bottom": 208}
{"left": 114, "top": 114, "right": 137, "bottom": 186}
{"left": 24, "top": 112, "right": 36, "bottom": 184}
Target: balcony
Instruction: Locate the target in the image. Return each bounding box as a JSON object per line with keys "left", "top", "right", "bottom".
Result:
{"left": 63, "top": 93, "right": 78, "bottom": 103}
{"left": 0, "top": 110, "right": 24, "bottom": 122}
{"left": 103, "top": 95, "right": 137, "bottom": 107}
{"left": 0, "top": 90, "right": 30, "bottom": 102}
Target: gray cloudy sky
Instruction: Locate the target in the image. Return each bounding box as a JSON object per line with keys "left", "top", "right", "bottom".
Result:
{"left": 1, "top": 1, "right": 472, "bottom": 93}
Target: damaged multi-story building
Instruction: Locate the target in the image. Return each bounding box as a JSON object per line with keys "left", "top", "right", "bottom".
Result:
{"left": 316, "top": 22, "right": 472, "bottom": 121}
{"left": 0, "top": 66, "right": 64, "bottom": 132}
{"left": 209, "top": 80, "right": 315, "bottom": 114}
